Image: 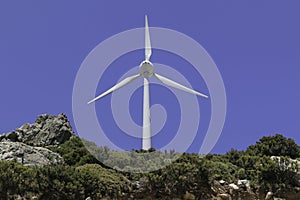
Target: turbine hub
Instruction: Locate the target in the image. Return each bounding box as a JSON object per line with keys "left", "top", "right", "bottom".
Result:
{"left": 139, "top": 60, "right": 154, "bottom": 78}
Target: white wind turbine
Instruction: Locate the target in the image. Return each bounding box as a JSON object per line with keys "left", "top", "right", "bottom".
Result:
{"left": 88, "top": 16, "right": 208, "bottom": 150}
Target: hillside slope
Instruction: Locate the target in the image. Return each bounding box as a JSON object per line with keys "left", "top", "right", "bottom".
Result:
{"left": 0, "top": 114, "right": 299, "bottom": 200}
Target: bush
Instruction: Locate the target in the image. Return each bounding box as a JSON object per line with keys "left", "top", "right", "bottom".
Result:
{"left": 147, "top": 153, "right": 210, "bottom": 198}
{"left": 0, "top": 161, "right": 130, "bottom": 200}
{"left": 48, "top": 137, "right": 101, "bottom": 166}
{"left": 257, "top": 156, "right": 300, "bottom": 189}
{"left": 246, "top": 134, "right": 300, "bottom": 159}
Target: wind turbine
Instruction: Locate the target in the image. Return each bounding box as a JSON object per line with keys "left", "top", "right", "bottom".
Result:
{"left": 88, "top": 16, "right": 208, "bottom": 150}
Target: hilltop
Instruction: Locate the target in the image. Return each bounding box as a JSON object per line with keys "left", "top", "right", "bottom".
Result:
{"left": 0, "top": 114, "right": 299, "bottom": 199}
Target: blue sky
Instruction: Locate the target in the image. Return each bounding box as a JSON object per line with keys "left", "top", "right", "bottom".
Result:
{"left": 1, "top": 1, "right": 299, "bottom": 153}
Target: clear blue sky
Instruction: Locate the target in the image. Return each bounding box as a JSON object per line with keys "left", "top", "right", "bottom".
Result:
{"left": 1, "top": 1, "right": 299, "bottom": 153}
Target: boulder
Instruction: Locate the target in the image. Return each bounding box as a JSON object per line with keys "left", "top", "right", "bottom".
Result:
{"left": 183, "top": 191, "right": 195, "bottom": 200}
{"left": 0, "top": 141, "right": 64, "bottom": 166}
{"left": 229, "top": 183, "right": 239, "bottom": 190}
{"left": 0, "top": 113, "right": 74, "bottom": 146}
{"left": 218, "top": 193, "right": 230, "bottom": 200}
{"left": 265, "top": 191, "right": 273, "bottom": 200}
{"left": 238, "top": 179, "right": 250, "bottom": 187}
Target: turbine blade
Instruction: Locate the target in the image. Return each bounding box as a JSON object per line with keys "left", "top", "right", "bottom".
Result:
{"left": 154, "top": 73, "right": 208, "bottom": 98}
{"left": 145, "top": 15, "right": 152, "bottom": 61}
{"left": 88, "top": 74, "right": 141, "bottom": 104}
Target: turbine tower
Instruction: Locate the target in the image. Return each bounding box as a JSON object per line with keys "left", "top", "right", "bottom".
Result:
{"left": 88, "top": 16, "right": 208, "bottom": 150}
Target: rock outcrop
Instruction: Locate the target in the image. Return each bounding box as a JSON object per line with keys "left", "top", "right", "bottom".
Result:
{"left": 0, "top": 113, "right": 72, "bottom": 166}
{"left": 0, "top": 113, "right": 74, "bottom": 147}
{"left": 0, "top": 141, "right": 63, "bottom": 166}
{"left": 212, "top": 180, "right": 257, "bottom": 200}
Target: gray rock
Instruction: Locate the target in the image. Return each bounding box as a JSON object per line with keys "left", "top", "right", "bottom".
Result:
{"left": 238, "top": 179, "right": 250, "bottom": 190}
{"left": 0, "top": 141, "right": 64, "bottom": 166}
{"left": 218, "top": 193, "right": 230, "bottom": 200}
{"left": 183, "top": 191, "right": 195, "bottom": 200}
{"left": 0, "top": 113, "right": 74, "bottom": 146}
{"left": 265, "top": 191, "right": 273, "bottom": 200}
{"left": 229, "top": 183, "right": 239, "bottom": 190}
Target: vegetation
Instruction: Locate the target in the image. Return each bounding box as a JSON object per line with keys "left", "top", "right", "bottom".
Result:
{"left": 246, "top": 134, "right": 300, "bottom": 159}
{"left": 0, "top": 162, "right": 130, "bottom": 199}
{"left": 48, "top": 137, "right": 102, "bottom": 167}
{"left": 146, "top": 153, "right": 210, "bottom": 199}
{"left": 0, "top": 134, "right": 299, "bottom": 199}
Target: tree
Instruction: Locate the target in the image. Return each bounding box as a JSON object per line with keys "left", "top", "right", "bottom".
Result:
{"left": 246, "top": 134, "right": 300, "bottom": 159}
{"left": 147, "top": 153, "right": 210, "bottom": 199}
{"left": 225, "top": 148, "right": 244, "bottom": 165}
{"left": 257, "top": 156, "right": 300, "bottom": 189}
{"left": 48, "top": 137, "right": 102, "bottom": 166}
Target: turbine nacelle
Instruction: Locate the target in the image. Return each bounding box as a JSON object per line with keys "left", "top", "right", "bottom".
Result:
{"left": 139, "top": 60, "right": 154, "bottom": 78}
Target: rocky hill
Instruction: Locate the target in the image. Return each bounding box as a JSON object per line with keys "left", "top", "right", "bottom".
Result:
{"left": 0, "top": 113, "right": 73, "bottom": 166}
{"left": 0, "top": 114, "right": 299, "bottom": 200}
{"left": 0, "top": 113, "right": 74, "bottom": 146}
